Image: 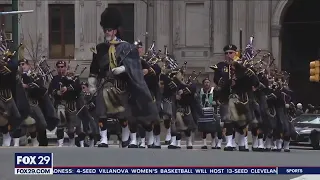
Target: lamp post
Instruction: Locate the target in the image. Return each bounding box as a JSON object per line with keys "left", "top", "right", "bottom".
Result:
{"left": 12, "top": 0, "right": 19, "bottom": 61}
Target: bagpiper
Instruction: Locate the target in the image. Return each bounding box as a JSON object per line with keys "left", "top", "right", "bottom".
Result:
{"left": 0, "top": 51, "right": 23, "bottom": 146}
{"left": 211, "top": 44, "right": 238, "bottom": 151}
{"left": 79, "top": 81, "right": 100, "bottom": 147}
{"left": 87, "top": 7, "right": 159, "bottom": 148}
{"left": 49, "top": 61, "right": 85, "bottom": 147}
{"left": 168, "top": 69, "right": 198, "bottom": 149}
{"left": 19, "top": 59, "right": 58, "bottom": 146}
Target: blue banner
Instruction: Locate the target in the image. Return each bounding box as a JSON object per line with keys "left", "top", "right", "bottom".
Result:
{"left": 51, "top": 167, "right": 320, "bottom": 175}
{"left": 53, "top": 167, "right": 277, "bottom": 175}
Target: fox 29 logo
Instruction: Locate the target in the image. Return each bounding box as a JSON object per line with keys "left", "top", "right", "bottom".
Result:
{"left": 15, "top": 153, "right": 53, "bottom": 167}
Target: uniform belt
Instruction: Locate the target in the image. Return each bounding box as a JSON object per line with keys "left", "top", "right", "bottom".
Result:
{"left": 0, "top": 88, "right": 12, "bottom": 102}
{"left": 163, "top": 98, "right": 172, "bottom": 103}
{"left": 177, "top": 106, "right": 191, "bottom": 115}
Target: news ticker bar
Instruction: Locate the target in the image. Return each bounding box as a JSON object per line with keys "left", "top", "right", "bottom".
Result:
{"left": 14, "top": 167, "right": 320, "bottom": 175}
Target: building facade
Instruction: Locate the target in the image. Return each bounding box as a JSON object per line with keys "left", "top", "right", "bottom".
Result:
{"left": 0, "top": 0, "right": 292, "bottom": 79}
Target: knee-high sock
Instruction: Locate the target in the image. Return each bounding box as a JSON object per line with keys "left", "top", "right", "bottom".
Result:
{"left": 146, "top": 130, "right": 154, "bottom": 146}
{"left": 2, "top": 132, "right": 11, "bottom": 146}
{"left": 122, "top": 126, "right": 130, "bottom": 142}
{"left": 129, "top": 133, "right": 137, "bottom": 145}
{"left": 100, "top": 129, "right": 108, "bottom": 144}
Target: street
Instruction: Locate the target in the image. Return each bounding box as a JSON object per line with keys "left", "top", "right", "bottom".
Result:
{"left": 1, "top": 144, "right": 319, "bottom": 180}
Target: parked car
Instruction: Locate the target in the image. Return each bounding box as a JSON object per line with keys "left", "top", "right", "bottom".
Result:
{"left": 291, "top": 114, "right": 320, "bottom": 149}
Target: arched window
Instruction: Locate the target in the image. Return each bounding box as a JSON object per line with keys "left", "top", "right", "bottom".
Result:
{"left": 108, "top": 3, "right": 134, "bottom": 43}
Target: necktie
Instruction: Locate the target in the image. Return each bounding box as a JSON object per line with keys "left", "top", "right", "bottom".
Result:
{"left": 108, "top": 40, "right": 120, "bottom": 69}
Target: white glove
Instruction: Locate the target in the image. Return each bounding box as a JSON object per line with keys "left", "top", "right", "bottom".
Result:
{"left": 88, "top": 77, "right": 97, "bottom": 94}
{"left": 112, "top": 66, "right": 126, "bottom": 75}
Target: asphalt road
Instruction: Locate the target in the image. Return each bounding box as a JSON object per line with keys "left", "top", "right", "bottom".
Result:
{"left": 0, "top": 145, "right": 319, "bottom": 180}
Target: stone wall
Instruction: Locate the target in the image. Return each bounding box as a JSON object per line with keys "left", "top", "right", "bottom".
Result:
{"left": 0, "top": 0, "right": 288, "bottom": 80}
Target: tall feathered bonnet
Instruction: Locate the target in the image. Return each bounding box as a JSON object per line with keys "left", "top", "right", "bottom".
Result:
{"left": 100, "top": 7, "right": 123, "bottom": 30}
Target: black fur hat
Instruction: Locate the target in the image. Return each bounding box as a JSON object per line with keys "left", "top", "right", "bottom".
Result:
{"left": 100, "top": 7, "right": 123, "bottom": 29}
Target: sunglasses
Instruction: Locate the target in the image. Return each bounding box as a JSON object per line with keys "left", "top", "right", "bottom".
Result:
{"left": 19, "top": 63, "right": 25, "bottom": 66}
{"left": 57, "top": 66, "right": 65, "bottom": 68}
{"left": 104, "top": 28, "right": 114, "bottom": 32}
{"left": 225, "top": 52, "right": 234, "bottom": 55}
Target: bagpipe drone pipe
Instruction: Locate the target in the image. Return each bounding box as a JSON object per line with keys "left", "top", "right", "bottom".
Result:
{"left": 229, "top": 32, "right": 295, "bottom": 135}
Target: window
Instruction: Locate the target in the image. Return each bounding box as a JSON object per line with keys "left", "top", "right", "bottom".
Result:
{"left": 0, "top": 5, "right": 12, "bottom": 33}
{"left": 49, "top": 4, "right": 75, "bottom": 59}
{"left": 108, "top": 4, "right": 134, "bottom": 43}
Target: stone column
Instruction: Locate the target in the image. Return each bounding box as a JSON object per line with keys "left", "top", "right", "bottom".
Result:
{"left": 213, "top": 1, "right": 228, "bottom": 54}
{"left": 75, "top": 0, "right": 97, "bottom": 60}
{"left": 253, "top": 1, "right": 270, "bottom": 50}
{"left": 271, "top": 24, "right": 281, "bottom": 69}
{"left": 212, "top": 0, "right": 228, "bottom": 64}
{"left": 74, "top": 0, "right": 83, "bottom": 59}
{"left": 172, "top": 1, "right": 185, "bottom": 48}
{"left": 231, "top": 0, "right": 247, "bottom": 49}
{"left": 154, "top": 1, "right": 170, "bottom": 50}
{"left": 134, "top": 1, "right": 146, "bottom": 44}
{"left": 96, "top": 0, "right": 107, "bottom": 44}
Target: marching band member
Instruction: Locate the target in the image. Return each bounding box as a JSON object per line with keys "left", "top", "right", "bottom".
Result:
{"left": 211, "top": 44, "right": 237, "bottom": 151}
{"left": 88, "top": 7, "right": 159, "bottom": 148}
{"left": 19, "top": 59, "right": 48, "bottom": 146}
{"left": 49, "top": 61, "right": 85, "bottom": 147}
{"left": 160, "top": 72, "right": 179, "bottom": 149}
{"left": 173, "top": 72, "right": 197, "bottom": 149}
{"left": 79, "top": 81, "right": 99, "bottom": 147}
{"left": 198, "top": 78, "right": 222, "bottom": 149}
{"left": 0, "top": 52, "right": 21, "bottom": 146}
{"left": 137, "top": 41, "right": 155, "bottom": 148}
{"left": 229, "top": 58, "right": 260, "bottom": 152}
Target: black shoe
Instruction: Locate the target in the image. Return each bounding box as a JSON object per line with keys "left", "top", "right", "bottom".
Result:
{"left": 272, "top": 148, "right": 281, "bottom": 152}
{"left": 187, "top": 146, "right": 193, "bottom": 149}
{"left": 98, "top": 143, "right": 108, "bottom": 148}
{"left": 265, "top": 148, "right": 271, "bottom": 152}
{"left": 239, "top": 146, "right": 249, "bottom": 152}
{"left": 201, "top": 146, "right": 208, "bottom": 149}
{"left": 252, "top": 147, "right": 258, "bottom": 151}
{"left": 168, "top": 145, "right": 178, "bottom": 149}
{"left": 257, "top": 148, "right": 265, "bottom": 152}
{"left": 147, "top": 144, "right": 154, "bottom": 148}
{"left": 163, "top": 141, "right": 171, "bottom": 145}
{"left": 121, "top": 140, "right": 130, "bottom": 148}
{"left": 284, "top": 149, "right": 290, "bottom": 152}
{"left": 215, "top": 147, "right": 221, "bottom": 149}
{"left": 224, "top": 146, "right": 234, "bottom": 151}
{"left": 139, "top": 145, "right": 146, "bottom": 148}
{"left": 128, "top": 144, "right": 138, "bottom": 148}
{"left": 75, "top": 138, "right": 80, "bottom": 147}
{"left": 153, "top": 145, "right": 161, "bottom": 149}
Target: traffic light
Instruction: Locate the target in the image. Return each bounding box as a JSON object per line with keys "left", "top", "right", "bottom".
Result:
{"left": 310, "top": 60, "right": 320, "bottom": 82}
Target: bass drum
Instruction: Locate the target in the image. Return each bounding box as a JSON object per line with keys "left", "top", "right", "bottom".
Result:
{"left": 198, "top": 107, "right": 217, "bottom": 133}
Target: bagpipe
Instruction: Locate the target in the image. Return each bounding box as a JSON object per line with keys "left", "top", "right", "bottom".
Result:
{"left": 60, "top": 56, "right": 87, "bottom": 92}
{"left": 0, "top": 25, "right": 22, "bottom": 75}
